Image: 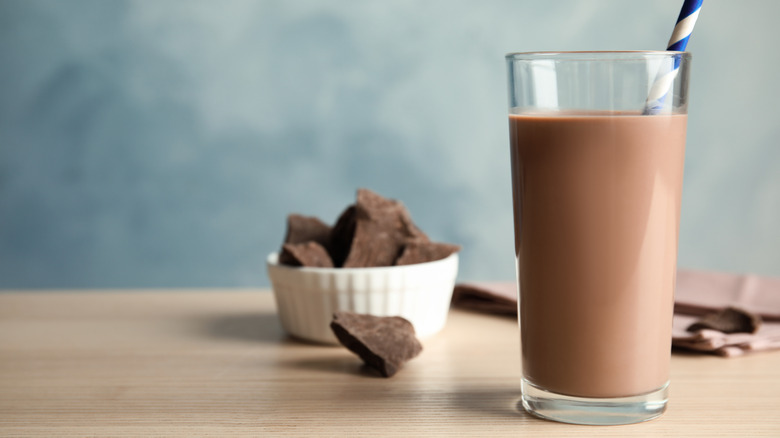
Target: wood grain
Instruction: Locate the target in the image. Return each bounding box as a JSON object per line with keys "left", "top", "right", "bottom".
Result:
{"left": 1, "top": 290, "right": 779, "bottom": 437}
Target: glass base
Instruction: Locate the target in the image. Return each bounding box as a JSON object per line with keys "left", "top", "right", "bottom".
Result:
{"left": 521, "top": 379, "right": 668, "bottom": 425}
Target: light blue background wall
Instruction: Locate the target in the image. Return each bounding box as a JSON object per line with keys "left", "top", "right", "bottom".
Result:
{"left": 1, "top": 0, "right": 778, "bottom": 289}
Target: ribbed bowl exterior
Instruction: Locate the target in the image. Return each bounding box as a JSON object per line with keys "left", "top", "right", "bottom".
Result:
{"left": 266, "top": 253, "right": 459, "bottom": 344}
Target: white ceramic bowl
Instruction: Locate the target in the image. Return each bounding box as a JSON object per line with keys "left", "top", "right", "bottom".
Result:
{"left": 266, "top": 252, "right": 459, "bottom": 344}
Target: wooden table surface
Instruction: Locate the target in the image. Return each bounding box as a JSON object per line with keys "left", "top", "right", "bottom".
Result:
{"left": 1, "top": 290, "right": 779, "bottom": 437}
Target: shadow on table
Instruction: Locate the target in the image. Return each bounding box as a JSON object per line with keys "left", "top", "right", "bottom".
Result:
{"left": 206, "top": 312, "right": 288, "bottom": 344}
{"left": 449, "top": 386, "right": 530, "bottom": 420}
{"left": 282, "top": 356, "right": 383, "bottom": 378}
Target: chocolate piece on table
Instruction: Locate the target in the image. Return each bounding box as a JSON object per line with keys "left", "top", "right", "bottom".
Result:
{"left": 330, "top": 311, "right": 423, "bottom": 377}
{"left": 283, "top": 214, "right": 332, "bottom": 247}
{"left": 395, "top": 240, "right": 461, "bottom": 265}
{"left": 341, "top": 189, "right": 429, "bottom": 268}
{"left": 687, "top": 306, "right": 763, "bottom": 334}
{"left": 278, "top": 242, "right": 334, "bottom": 268}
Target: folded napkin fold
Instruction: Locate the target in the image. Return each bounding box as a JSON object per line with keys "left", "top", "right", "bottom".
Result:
{"left": 675, "top": 270, "right": 780, "bottom": 321}
{"left": 452, "top": 270, "right": 780, "bottom": 358}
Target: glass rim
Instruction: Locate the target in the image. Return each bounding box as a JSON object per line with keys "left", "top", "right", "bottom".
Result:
{"left": 506, "top": 50, "right": 691, "bottom": 61}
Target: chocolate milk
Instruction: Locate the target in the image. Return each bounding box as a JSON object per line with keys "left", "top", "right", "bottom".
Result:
{"left": 509, "top": 112, "right": 687, "bottom": 398}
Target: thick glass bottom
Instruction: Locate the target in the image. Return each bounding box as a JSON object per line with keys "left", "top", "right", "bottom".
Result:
{"left": 521, "top": 379, "right": 668, "bottom": 425}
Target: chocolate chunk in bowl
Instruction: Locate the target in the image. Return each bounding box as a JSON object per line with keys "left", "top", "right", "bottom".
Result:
{"left": 396, "top": 240, "right": 462, "bottom": 266}
{"left": 283, "top": 214, "right": 332, "bottom": 247}
{"left": 341, "top": 189, "right": 429, "bottom": 268}
{"left": 278, "top": 242, "right": 334, "bottom": 268}
{"left": 328, "top": 205, "right": 357, "bottom": 267}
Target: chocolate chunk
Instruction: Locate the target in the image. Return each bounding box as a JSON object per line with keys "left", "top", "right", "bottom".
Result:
{"left": 278, "top": 242, "right": 334, "bottom": 268}
{"left": 341, "top": 189, "right": 429, "bottom": 268}
{"left": 328, "top": 205, "right": 357, "bottom": 267}
{"left": 451, "top": 282, "right": 518, "bottom": 316}
{"left": 278, "top": 189, "right": 455, "bottom": 269}
{"left": 355, "top": 188, "right": 427, "bottom": 242}
{"left": 330, "top": 311, "right": 422, "bottom": 377}
{"left": 687, "top": 307, "right": 763, "bottom": 334}
{"left": 395, "top": 240, "right": 461, "bottom": 265}
{"left": 283, "top": 214, "right": 332, "bottom": 247}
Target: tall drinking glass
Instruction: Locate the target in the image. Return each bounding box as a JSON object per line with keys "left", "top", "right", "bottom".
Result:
{"left": 506, "top": 51, "right": 690, "bottom": 425}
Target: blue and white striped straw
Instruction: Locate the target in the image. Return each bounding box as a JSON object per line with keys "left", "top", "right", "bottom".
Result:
{"left": 644, "top": 0, "right": 703, "bottom": 114}
{"left": 667, "top": 0, "right": 703, "bottom": 52}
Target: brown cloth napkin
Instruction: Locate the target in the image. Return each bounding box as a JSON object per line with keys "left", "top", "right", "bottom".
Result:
{"left": 452, "top": 270, "right": 780, "bottom": 358}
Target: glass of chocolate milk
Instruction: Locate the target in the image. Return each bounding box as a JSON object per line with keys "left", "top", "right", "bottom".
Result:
{"left": 506, "top": 51, "right": 691, "bottom": 425}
